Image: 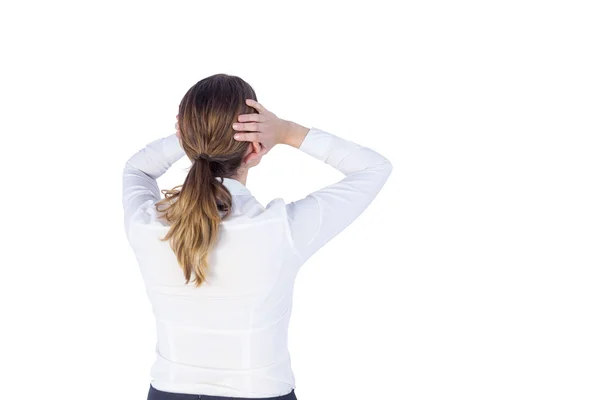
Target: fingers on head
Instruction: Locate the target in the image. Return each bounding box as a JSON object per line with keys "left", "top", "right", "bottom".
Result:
{"left": 234, "top": 122, "right": 259, "bottom": 131}
{"left": 245, "top": 98, "right": 265, "bottom": 113}
{"left": 238, "top": 113, "right": 263, "bottom": 122}
{"left": 234, "top": 132, "right": 259, "bottom": 142}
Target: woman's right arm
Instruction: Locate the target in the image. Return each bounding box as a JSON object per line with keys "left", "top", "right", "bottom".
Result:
{"left": 282, "top": 122, "right": 393, "bottom": 262}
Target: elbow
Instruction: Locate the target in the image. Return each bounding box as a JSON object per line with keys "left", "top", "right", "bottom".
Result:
{"left": 380, "top": 158, "right": 394, "bottom": 176}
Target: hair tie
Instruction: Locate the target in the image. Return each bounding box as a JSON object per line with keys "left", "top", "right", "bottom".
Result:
{"left": 194, "top": 153, "right": 212, "bottom": 161}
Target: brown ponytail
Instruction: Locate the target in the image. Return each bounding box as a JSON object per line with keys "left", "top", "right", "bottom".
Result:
{"left": 155, "top": 74, "right": 258, "bottom": 287}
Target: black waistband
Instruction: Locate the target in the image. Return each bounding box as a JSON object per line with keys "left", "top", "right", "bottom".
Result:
{"left": 148, "top": 384, "right": 297, "bottom": 400}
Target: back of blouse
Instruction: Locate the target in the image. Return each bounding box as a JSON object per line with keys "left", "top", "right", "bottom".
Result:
{"left": 122, "top": 127, "right": 393, "bottom": 397}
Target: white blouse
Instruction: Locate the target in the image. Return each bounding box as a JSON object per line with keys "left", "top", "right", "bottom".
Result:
{"left": 122, "top": 127, "right": 393, "bottom": 397}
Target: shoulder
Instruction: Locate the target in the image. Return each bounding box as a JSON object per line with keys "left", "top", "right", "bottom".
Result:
{"left": 262, "top": 197, "right": 297, "bottom": 255}
{"left": 128, "top": 199, "right": 170, "bottom": 230}
{"left": 263, "top": 197, "right": 289, "bottom": 220}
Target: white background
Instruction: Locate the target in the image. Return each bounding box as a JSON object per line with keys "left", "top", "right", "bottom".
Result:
{"left": 1, "top": 1, "right": 599, "bottom": 399}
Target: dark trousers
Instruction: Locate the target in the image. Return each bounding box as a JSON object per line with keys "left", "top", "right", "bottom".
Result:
{"left": 147, "top": 384, "right": 297, "bottom": 400}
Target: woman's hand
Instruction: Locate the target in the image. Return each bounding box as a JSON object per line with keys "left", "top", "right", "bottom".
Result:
{"left": 175, "top": 114, "right": 181, "bottom": 140}
{"left": 232, "top": 99, "right": 291, "bottom": 154}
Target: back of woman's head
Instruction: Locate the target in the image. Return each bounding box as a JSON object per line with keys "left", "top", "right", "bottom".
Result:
{"left": 155, "top": 73, "right": 259, "bottom": 287}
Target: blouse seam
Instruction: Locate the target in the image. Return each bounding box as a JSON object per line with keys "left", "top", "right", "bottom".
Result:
{"left": 280, "top": 199, "right": 304, "bottom": 263}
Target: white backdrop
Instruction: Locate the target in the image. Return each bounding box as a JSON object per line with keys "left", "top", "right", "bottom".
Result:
{"left": 1, "top": 1, "right": 598, "bottom": 399}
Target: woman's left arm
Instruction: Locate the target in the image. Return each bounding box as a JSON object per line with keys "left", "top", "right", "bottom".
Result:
{"left": 122, "top": 133, "right": 186, "bottom": 237}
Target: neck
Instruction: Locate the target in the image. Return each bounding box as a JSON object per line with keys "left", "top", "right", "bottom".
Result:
{"left": 231, "top": 168, "right": 248, "bottom": 186}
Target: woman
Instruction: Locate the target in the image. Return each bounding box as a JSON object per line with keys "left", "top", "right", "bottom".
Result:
{"left": 122, "top": 73, "right": 393, "bottom": 400}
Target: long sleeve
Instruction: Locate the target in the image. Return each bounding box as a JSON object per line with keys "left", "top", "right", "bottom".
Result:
{"left": 285, "top": 127, "right": 393, "bottom": 263}
{"left": 122, "top": 133, "right": 186, "bottom": 238}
